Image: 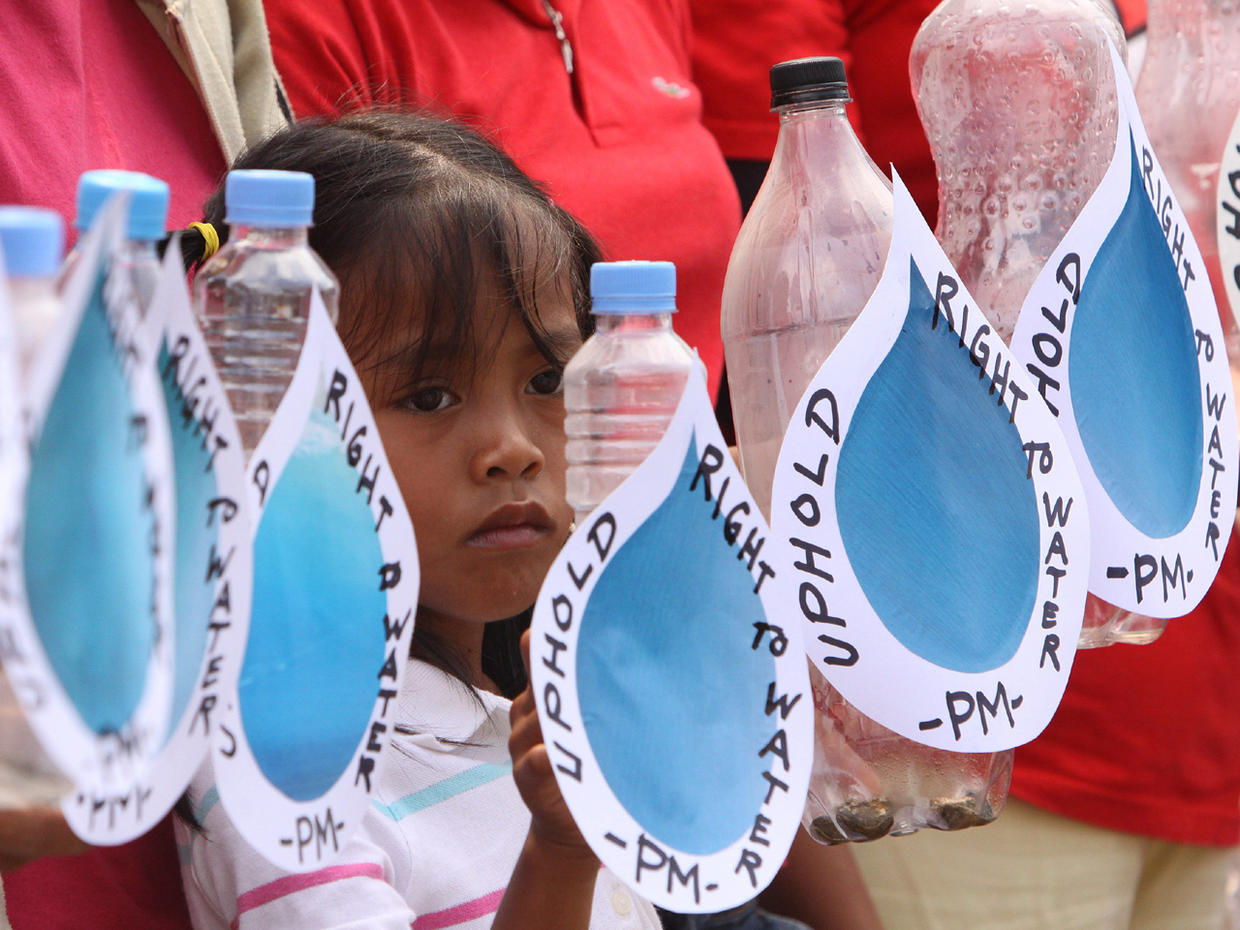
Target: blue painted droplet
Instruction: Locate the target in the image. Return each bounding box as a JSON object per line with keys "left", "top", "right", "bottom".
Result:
{"left": 836, "top": 259, "right": 1040, "bottom": 673}
{"left": 576, "top": 438, "right": 771, "bottom": 856}
{"left": 23, "top": 276, "right": 151, "bottom": 733}
{"left": 160, "top": 341, "right": 218, "bottom": 741}
{"left": 1068, "top": 136, "right": 1202, "bottom": 538}
{"left": 242, "top": 396, "right": 385, "bottom": 802}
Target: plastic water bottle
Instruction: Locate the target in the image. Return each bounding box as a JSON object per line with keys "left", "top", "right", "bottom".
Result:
{"left": 0, "top": 207, "right": 64, "bottom": 378}
{"left": 1136, "top": 0, "right": 1240, "bottom": 326}
{"left": 910, "top": 0, "right": 1126, "bottom": 340}
{"left": 721, "top": 57, "right": 1010, "bottom": 843}
{"left": 910, "top": 0, "right": 1139, "bottom": 647}
{"left": 193, "top": 170, "right": 339, "bottom": 457}
{"left": 0, "top": 207, "right": 71, "bottom": 807}
{"left": 64, "top": 169, "right": 169, "bottom": 311}
{"left": 1115, "top": 0, "right": 1240, "bottom": 644}
{"left": 721, "top": 57, "right": 891, "bottom": 518}
{"left": 1137, "top": 0, "right": 1240, "bottom": 457}
{"left": 564, "top": 261, "right": 695, "bottom": 525}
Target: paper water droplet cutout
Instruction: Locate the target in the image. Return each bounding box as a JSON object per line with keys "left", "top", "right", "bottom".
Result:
{"left": 8, "top": 195, "right": 175, "bottom": 788}
{"left": 63, "top": 241, "right": 255, "bottom": 845}
{"left": 577, "top": 437, "right": 774, "bottom": 855}
{"left": 1069, "top": 138, "right": 1202, "bottom": 537}
{"left": 164, "top": 338, "right": 223, "bottom": 735}
{"left": 212, "top": 289, "right": 418, "bottom": 873}
{"left": 532, "top": 370, "right": 811, "bottom": 913}
{"left": 836, "top": 258, "right": 1040, "bottom": 674}
{"left": 1012, "top": 39, "right": 1237, "bottom": 617}
{"left": 772, "top": 172, "right": 1090, "bottom": 753}
{"left": 242, "top": 399, "right": 386, "bottom": 801}
{"left": 23, "top": 272, "right": 151, "bottom": 732}
{"left": 1216, "top": 108, "right": 1240, "bottom": 341}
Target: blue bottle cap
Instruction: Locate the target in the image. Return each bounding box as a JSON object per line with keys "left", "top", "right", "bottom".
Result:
{"left": 225, "top": 170, "right": 315, "bottom": 228}
{"left": 590, "top": 260, "right": 677, "bottom": 314}
{"left": 74, "top": 169, "right": 170, "bottom": 240}
{"left": 0, "top": 206, "right": 65, "bottom": 278}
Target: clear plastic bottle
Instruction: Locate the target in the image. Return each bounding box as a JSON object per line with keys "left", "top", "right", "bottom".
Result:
{"left": 64, "top": 169, "right": 169, "bottom": 311}
{"left": 910, "top": 0, "right": 1142, "bottom": 647}
{"left": 1136, "top": 0, "right": 1240, "bottom": 561}
{"left": 564, "top": 261, "right": 695, "bottom": 525}
{"left": 721, "top": 57, "right": 1010, "bottom": 843}
{"left": 0, "top": 206, "right": 72, "bottom": 806}
{"left": 193, "top": 170, "right": 339, "bottom": 457}
{"left": 0, "top": 207, "right": 64, "bottom": 378}
{"left": 722, "top": 58, "right": 891, "bottom": 516}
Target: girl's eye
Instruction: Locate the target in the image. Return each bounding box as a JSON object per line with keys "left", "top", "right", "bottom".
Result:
{"left": 403, "top": 386, "right": 458, "bottom": 413}
{"left": 527, "top": 368, "right": 564, "bottom": 396}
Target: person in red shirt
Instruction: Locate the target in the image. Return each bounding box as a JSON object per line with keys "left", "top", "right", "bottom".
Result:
{"left": 689, "top": 0, "right": 942, "bottom": 221}
{"left": 261, "top": 0, "right": 740, "bottom": 399}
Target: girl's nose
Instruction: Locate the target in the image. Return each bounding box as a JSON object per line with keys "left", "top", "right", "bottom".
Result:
{"left": 470, "top": 410, "right": 545, "bottom": 482}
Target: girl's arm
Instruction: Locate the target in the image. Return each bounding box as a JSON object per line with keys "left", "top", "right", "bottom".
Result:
{"left": 758, "top": 826, "right": 884, "bottom": 930}
{"left": 493, "top": 632, "right": 599, "bottom": 929}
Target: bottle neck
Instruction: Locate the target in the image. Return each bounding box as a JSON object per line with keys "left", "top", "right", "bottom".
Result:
{"left": 771, "top": 100, "right": 879, "bottom": 181}
{"left": 591, "top": 311, "right": 676, "bottom": 333}
{"left": 775, "top": 99, "right": 850, "bottom": 125}
{"left": 228, "top": 225, "right": 309, "bottom": 248}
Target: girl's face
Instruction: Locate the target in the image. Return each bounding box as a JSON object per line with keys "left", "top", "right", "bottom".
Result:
{"left": 364, "top": 274, "right": 582, "bottom": 630}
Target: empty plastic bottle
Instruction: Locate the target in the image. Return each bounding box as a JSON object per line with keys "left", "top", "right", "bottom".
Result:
{"left": 64, "top": 169, "right": 169, "bottom": 312}
{"left": 0, "top": 207, "right": 64, "bottom": 378}
{"left": 1137, "top": 0, "right": 1240, "bottom": 329}
{"left": 193, "top": 170, "right": 339, "bottom": 457}
{"left": 1139, "top": 0, "right": 1240, "bottom": 468}
{"left": 721, "top": 57, "right": 1010, "bottom": 843}
{"left": 564, "top": 261, "right": 695, "bottom": 525}
{"left": 721, "top": 57, "right": 891, "bottom": 516}
{"left": 0, "top": 206, "right": 71, "bottom": 807}
{"left": 910, "top": 0, "right": 1140, "bottom": 647}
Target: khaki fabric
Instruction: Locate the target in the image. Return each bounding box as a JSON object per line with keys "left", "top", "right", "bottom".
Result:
{"left": 133, "top": 0, "right": 290, "bottom": 163}
{"left": 853, "top": 798, "right": 1237, "bottom": 930}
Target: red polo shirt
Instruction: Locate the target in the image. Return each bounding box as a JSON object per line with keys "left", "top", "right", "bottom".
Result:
{"left": 264, "top": 0, "right": 740, "bottom": 394}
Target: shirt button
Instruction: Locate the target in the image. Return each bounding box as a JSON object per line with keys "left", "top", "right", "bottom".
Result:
{"left": 611, "top": 888, "right": 633, "bottom": 916}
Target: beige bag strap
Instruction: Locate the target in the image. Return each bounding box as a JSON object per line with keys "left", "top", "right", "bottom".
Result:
{"left": 133, "top": 0, "right": 292, "bottom": 164}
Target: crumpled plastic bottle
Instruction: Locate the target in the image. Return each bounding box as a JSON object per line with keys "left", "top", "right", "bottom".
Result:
{"left": 1135, "top": 0, "right": 1240, "bottom": 543}
{"left": 910, "top": 0, "right": 1145, "bottom": 647}
{"left": 722, "top": 56, "right": 1011, "bottom": 843}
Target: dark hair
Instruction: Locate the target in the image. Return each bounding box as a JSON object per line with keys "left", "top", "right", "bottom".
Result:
{"left": 189, "top": 111, "right": 600, "bottom": 387}
{"left": 183, "top": 111, "right": 602, "bottom": 697}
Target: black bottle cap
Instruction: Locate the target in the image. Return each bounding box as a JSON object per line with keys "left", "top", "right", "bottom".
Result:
{"left": 769, "top": 56, "right": 851, "bottom": 109}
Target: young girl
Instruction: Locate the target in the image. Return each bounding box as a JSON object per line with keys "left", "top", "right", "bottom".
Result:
{"left": 176, "top": 111, "right": 662, "bottom": 930}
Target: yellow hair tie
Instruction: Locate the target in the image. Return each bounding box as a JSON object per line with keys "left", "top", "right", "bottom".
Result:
{"left": 189, "top": 221, "right": 220, "bottom": 260}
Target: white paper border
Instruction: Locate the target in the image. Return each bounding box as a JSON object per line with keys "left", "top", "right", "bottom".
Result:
{"left": 1013, "top": 40, "right": 1237, "bottom": 617}
{"left": 532, "top": 371, "right": 811, "bottom": 913}
{"left": 212, "top": 290, "right": 419, "bottom": 872}
{"left": 1, "top": 196, "right": 176, "bottom": 791}
{"left": 62, "top": 241, "right": 254, "bottom": 843}
{"left": 770, "top": 174, "right": 1090, "bottom": 753}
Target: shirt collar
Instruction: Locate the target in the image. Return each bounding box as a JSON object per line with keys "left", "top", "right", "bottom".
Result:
{"left": 396, "top": 659, "right": 511, "bottom": 746}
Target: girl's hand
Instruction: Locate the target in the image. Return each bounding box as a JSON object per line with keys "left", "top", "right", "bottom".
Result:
{"left": 0, "top": 805, "right": 88, "bottom": 872}
{"left": 507, "top": 630, "right": 596, "bottom": 860}
{"left": 493, "top": 630, "right": 598, "bottom": 930}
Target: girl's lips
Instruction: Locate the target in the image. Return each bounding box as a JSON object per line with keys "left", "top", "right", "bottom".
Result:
{"left": 467, "top": 501, "right": 554, "bottom": 549}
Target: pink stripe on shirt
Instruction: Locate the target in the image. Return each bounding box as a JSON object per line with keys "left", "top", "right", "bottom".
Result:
{"left": 231, "top": 862, "right": 386, "bottom": 929}
{"left": 412, "top": 888, "right": 506, "bottom": 929}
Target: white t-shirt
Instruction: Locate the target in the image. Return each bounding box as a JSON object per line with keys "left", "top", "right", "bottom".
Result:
{"left": 177, "top": 660, "right": 661, "bottom": 930}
